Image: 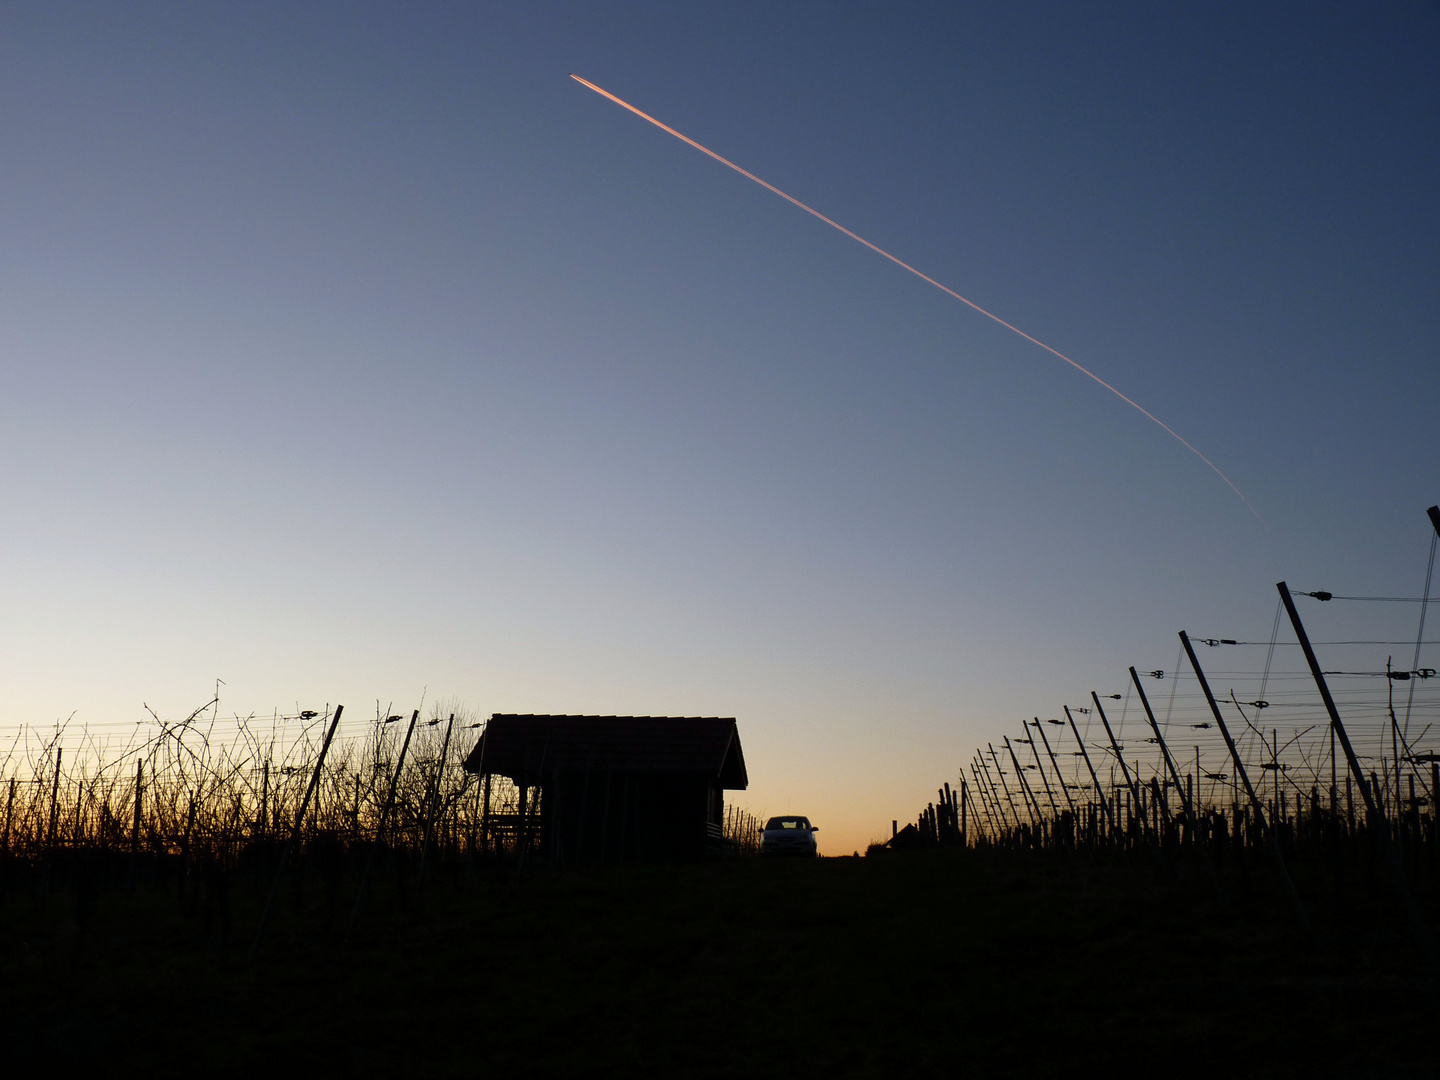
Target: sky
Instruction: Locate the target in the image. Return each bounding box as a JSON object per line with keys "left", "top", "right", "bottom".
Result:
{"left": 2, "top": 2, "right": 1438, "bottom": 854}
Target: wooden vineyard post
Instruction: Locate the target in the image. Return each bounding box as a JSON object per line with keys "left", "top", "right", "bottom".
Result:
{"left": 417, "top": 713, "right": 455, "bottom": 894}
{"left": 1003, "top": 736, "right": 1042, "bottom": 832}
{"left": 1277, "top": 582, "right": 1434, "bottom": 969}
{"left": 2, "top": 778, "right": 14, "bottom": 853}
{"left": 978, "top": 758, "right": 1005, "bottom": 838}
{"left": 262, "top": 760, "right": 271, "bottom": 839}
{"left": 1021, "top": 728, "right": 1060, "bottom": 820}
{"left": 182, "top": 794, "right": 196, "bottom": 895}
{"left": 1091, "top": 693, "right": 1153, "bottom": 851}
{"left": 979, "top": 748, "right": 1025, "bottom": 835}
{"left": 1033, "top": 719, "right": 1078, "bottom": 820}
{"left": 73, "top": 781, "right": 85, "bottom": 847}
{"left": 1330, "top": 726, "right": 1338, "bottom": 822}
{"left": 250, "top": 705, "right": 344, "bottom": 964}
{"left": 1346, "top": 772, "right": 1354, "bottom": 835}
{"left": 1181, "top": 631, "right": 1307, "bottom": 928}
{"left": 348, "top": 710, "right": 419, "bottom": 941}
{"left": 984, "top": 746, "right": 1023, "bottom": 833}
{"left": 1130, "top": 666, "right": 1227, "bottom": 907}
{"left": 128, "top": 759, "right": 144, "bottom": 889}
{"left": 1064, "top": 706, "right": 1123, "bottom": 861}
{"left": 960, "top": 778, "right": 968, "bottom": 847}
{"left": 970, "top": 760, "right": 1000, "bottom": 840}
{"left": 982, "top": 757, "right": 1005, "bottom": 837}
{"left": 46, "top": 747, "right": 63, "bottom": 854}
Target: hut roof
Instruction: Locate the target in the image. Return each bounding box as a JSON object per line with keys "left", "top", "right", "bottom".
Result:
{"left": 462, "top": 715, "right": 748, "bottom": 789}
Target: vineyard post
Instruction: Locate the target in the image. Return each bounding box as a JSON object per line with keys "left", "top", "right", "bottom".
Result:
{"left": 128, "top": 759, "right": 144, "bottom": 890}
{"left": 960, "top": 778, "right": 968, "bottom": 847}
{"left": 1022, "top": 728, "right": 1060, "bottom": 819}
{"left": 351, "top": 773, "right": 362, "bottom": 847}
{"left": 1277, "top": 582, "right": 1434, "bottom": 968}
{"left": 1330, "top": 726, "right": 1338, "bottom": 821}
{"left": 979, "top": 754, "right": 1013, "bottom": 835}
{"left": 1091, "top": 693, "right": 1151, "bottom": 850}
{"left": 73, "top": 780, "right": 85, "bottom": 847}
{"left": 348, "top": 709, "right": 418, "bottom": 941}
{"left": 417, "top": 713, "right": 455, "bottom": 894}
{"left": 1008, "top": 736, "right": 1045, "bottom": 829}
{"left": 990, "top": 742, "right": 1029, "bottom": 830}
{"left": 973, "top": 760, "right": 996, "bottom": 835}
{"left": 1131, "top": 666, "right": 1227, "bottom": 907}
{"left": 1181, "top": 630, "right": 1307, "bottom": 928}
{"left": 183, "top": 795, "right": 196, "bottom": 897}
{"left": 46, "top": 747, "right": 63, "bottom": 855}
{"left": 250, "top": 704, "right": 344, "bottom": 964}
{"left": 970, "top": 760, "right": 1000, "bottom": 839}
{"left": 973, "top": 754, "right": 996, "bottom": 835}
{"left": 3, "top": 778, "right": 14, "bottom": 852}
{"left": 1032, "top": 719, "right": 1077, "bottom": 821}
{"left": 1064, "top": 706, "right": 1123, "bottom": 862}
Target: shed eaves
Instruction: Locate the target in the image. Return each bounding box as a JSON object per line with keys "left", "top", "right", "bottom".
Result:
{"left": 462, "top": 715, "right": 747, "bottom": 789}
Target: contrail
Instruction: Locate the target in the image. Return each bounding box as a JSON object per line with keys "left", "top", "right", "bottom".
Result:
{"left": 570, "top": 74, "right": 1262, "bottom": 522}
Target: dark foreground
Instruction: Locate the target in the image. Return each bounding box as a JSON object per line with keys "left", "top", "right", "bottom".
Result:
{"left": 2, "top": 850, "right": 1436, "bottom": 1077}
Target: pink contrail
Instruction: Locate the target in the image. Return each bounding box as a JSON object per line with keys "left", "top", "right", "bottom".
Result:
{"left": 570, "top": 73, "right": 1262, "bottom": 522}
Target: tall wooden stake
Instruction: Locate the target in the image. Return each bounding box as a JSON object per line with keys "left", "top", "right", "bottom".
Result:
{"left": 128, "top": 759, "right": 144, "bottom": 889}
{"left": 46, "top": 747, "right": 63, "bottom": 854}
{"left": 1033, "top": 719, "right": 1077, "bottom": 818}
{"left": 971, "top": 759, "right": 1002, "bottom": 837}
{"left": 1091, "top": 692, "right": 1153, "bottom": 849}
{"left": 1277, "top": 583, "right": 1433, "bottom": 965}
{"left": 1003, "top": 736, "right": 1043, "bottom": 829}
{"left": 1021, "top": 727, "right": 1061, "bottom": 818}
{"left": 1065, "top": 705, "right": 1123, "bottom": 859}
{"left": 347, "top": 709, "right": 419, "bottom": 941}
{"left": 983, "top": 746, "right": 1022, "bottom": 830}
{"left": 1130, "top": 666, "right": 1227, "bottom": 907}
{"left": 1181, "top": 631, "right": 1308, "bottom": 928}
{"left": 417, "top": 713, "right": 455, "bottom": 893}
{"left": 960, "top": 778, "right": 968, "bottom": 847}
{"left": 2, "top": 778, "right": 13, "bottom": 852}
{"left": 251, "top": 705, "right": 344, "bottom": 964}
{"left": 979, "top": 748, "right": 1013, "bottom": 835}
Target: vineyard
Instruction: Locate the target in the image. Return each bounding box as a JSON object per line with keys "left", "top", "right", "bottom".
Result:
{"left": 0, "top": 699, "right": 762, "bottom": 951}
{"left": 894, "top": 510, "right": 1440, "bottom": 996}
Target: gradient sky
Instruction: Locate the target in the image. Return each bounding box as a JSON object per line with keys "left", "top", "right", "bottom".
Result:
{"left": 3, "top": 2, "right": 1438, "bottom": 853}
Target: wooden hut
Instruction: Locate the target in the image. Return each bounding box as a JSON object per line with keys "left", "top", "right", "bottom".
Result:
{"left": 461, "top": 715, "right": 748, "bottom": 863}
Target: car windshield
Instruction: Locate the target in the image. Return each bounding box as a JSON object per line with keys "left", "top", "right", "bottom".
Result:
{"left": 764, "top": 817, "right": 811, "bottom": 831}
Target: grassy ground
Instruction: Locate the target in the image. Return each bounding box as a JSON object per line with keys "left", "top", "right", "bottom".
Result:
{"left": 2, "top": 849, "right": 1436, "bottom": 1077}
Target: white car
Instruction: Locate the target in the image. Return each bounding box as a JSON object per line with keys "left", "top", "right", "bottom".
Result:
{"left": 760, "top": 816, "right": 818, "bottom": 857}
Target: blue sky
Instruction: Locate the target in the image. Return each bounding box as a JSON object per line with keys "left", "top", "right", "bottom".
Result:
{"left": 2, "top": 2, "right": 1437, "bottom": 851}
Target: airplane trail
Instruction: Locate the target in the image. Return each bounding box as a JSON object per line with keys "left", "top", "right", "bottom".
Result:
{"left": 570, "top": 74, "right": 1262, "bottom": 522}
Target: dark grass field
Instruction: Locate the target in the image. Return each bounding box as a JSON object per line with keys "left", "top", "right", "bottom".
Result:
{"left": 3, "top": 849, "right": 1436, "bottom": 1077}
